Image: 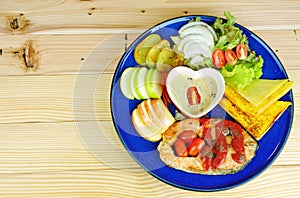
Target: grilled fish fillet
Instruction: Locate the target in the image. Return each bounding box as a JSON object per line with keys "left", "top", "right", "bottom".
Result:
{"left": 157, "top": 118, "right": 258, "bottom": 175}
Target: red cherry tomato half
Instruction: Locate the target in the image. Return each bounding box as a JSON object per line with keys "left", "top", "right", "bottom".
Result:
{"left": 236, "top": 44, "right": 248, "bottom": 60}
{"left": 174, "top": 139, "right": 188, "bottom": 157}
{"left": 200, "top": 156, "right": 212, "bottom": 171}
{"left": 186, "top": 86, "right": 201, "bottom": 106}
{"left": 214, "top": 133, "right": 228, "bottom": 154}
{"left": 187, "top": 138, "right": 205, "bottom": 157}
{"left": 231, "top": 136, "right": 245, "bottom": 154}
{"left": 225, "top": 49, "right": 238, "bottom": 66}
{"left": 211, "top": 152, "right": 226, "bottom": 170}
{"left": 232, "top": 153, "right": 246, "bottom": 164}
{"left": 212, "top": 49, "right": 226, "bottom": 68}
{"left": 178, "top": 130, "right": 197, "bottom": 144}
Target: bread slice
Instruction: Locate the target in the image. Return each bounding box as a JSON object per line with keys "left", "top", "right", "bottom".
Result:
{"left": 219, "top": 97, "right": 291, "bottom": 140}
{"left": 224, "top": 80, "right": 293, "bottom": 117}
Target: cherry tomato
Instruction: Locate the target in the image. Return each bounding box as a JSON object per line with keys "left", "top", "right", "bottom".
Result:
{"left": 200, "top": 156, "right": 212, "bottom": 171}
{"left": 203, "top": 125, "right": 214, "bottom": 146}
{"left": 231, "top": 136, "right": 245, "bottom": 154}
{"left": 232, "top": 153, "right": 246, "bottom": 164}
{"left": 214, "top": 133, "right": 228, "bottom": 154}
{"left": 178, "top": 130, "right": 197, "bottom": 144}
{"left": 236, "top": 43, "right": 248, "bottom": 60}
{"left": 199, "top": 118, "right": 211, "bottom": 125}
{"left": 174, "top": 139, "right": 188, "bottom": 157}
{"left": 225, "top": 49, "right": 238, "bottom": 66}
{"left": 211, "top": 152, "right": 226, "bottom": 170}
{"left": 198, "top": 118, "right": 247, "bottom": 170}
{"left": 199, "top": 118, "right": 213, "bottom": 145}
{"left": 212, "top": 49, "right": 226, "bottom": 68}
{"left": 217, "top": 120, "right": 244, "bottom": 138}
{"left": 230, "top": 122, "right": 244, "bottom": 137}
{"left": 187, "top": 138, "right": 205, "bottom": 157}
{"left": 186, "top": 86, "right": 201, "bottom": 105}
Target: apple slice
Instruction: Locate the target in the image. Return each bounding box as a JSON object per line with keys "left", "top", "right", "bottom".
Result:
{"left": 145, "top": 69, "right": 163, "bottom": 98}
{"left": 132, "top": 99, "right": 175, "bottom": 142}
{"left": 150, "top": 99, "right": 175, "bottom": 132}
{"left": 144, "top": 98, "right": 161, "bottom": 126}
{"left": 137, "top": 100, "right": 162, "bottom": 132}
{"left": 131, "top": 108, "right": 162, "bottom": 142}
{"left": 120, "top": 67, "right": 135, "bottom": 100}
{"left": 129, "top": 68, "right": 141, "bottom": 100}
{"left": 134, "top": 67, "right": 149, "bottom": 99}
{"left": 144, "top": 69, "right": 153, "bottom": 97}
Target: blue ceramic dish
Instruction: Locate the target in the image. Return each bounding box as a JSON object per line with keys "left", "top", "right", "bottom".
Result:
{"left": 110, "top": 15, "right": 294, "bottom": 191}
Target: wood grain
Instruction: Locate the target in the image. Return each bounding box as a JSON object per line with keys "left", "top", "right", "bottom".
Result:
{"left": 0, "top": 121, "right": 299, "bottom": 197}
{"left": 0, "top": 166, "right": 298, "bottom": 197}
{"left": 0, "top": 0, "right": 299, "bottom": 197}
{"left": 0, "top": 34, "right": 135, "bottom": 75}
{"left": 0, "top": 70, "right": 298, "bottom": 124}
{"left": 0, "top": 0, "right": 299, "bottom": 34}
{"left": 0, "top": 119, "right": 298, "bottom": 174}
{"left": 0, "top": 30, "right": 298, "bottom": 75}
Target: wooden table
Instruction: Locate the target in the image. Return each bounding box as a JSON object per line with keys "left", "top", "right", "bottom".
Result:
{"left": 0, "top": 0, "right": 299, "bottom": 197}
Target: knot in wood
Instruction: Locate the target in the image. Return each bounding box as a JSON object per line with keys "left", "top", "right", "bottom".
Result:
{"left": 8, "top": 15, "right": 29, "bottom": 31}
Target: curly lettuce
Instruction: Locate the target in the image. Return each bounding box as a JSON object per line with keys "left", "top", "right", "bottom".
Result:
{"left": 214, "top": 11, "right": 264, "bottom": 90}
{"left": 213, "top": 11, "right": 248, "bottom": 50}
{"left": 220, "top": 51, "right": 264, "bottom": 90}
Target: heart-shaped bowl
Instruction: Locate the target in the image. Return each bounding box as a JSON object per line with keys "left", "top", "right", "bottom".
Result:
{"left": 166, "top": 66, "right": 225, "bottom": 118}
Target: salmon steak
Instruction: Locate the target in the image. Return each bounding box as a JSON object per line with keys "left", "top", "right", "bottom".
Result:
{"left": 157, "top": 118, "right": 258, "bottom": 175}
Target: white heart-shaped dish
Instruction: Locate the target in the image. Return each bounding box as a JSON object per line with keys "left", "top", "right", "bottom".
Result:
{"left": 166, "top": 66, "right": 225, "bottom": 118}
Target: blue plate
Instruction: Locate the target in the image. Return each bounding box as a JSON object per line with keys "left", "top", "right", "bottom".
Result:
{"left": 110, "top": 16, "right": 294, "bottom": 191}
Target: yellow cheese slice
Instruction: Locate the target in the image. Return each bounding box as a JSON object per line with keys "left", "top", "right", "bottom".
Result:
{"left": 224, "top": 80, "right": 293, "bottom": 117}
{"left": 236, "top": 79, "right": 287, "bottom": 107}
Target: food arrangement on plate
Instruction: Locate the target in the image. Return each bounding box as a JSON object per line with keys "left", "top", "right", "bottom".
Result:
{"left": 111, "top": 11, "right": 294, "bottom": 190}
{"left": 118, "top": 11, "right": 293, "bottom": 175}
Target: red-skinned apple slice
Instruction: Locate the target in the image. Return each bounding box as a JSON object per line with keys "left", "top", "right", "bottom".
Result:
{"left": 137, "top": 100, "right": 161, "bottom": 132}
{"left": 144, "top": 98, "right": 162, "bottom": 128}
{"left": 132, "top": 99, "right": 175, "bottom": 142}
{"left": 150, "top": 99, "right": 175, "bottom": 133}
{"left": 131, "top": 109, "right": 162, "bottom": 142}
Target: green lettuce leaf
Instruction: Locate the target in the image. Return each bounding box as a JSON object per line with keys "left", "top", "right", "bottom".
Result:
{"left": 220, "top": 65, "right": 254, "bottom": 90}
{"left": 214, "top": 12, "right": 264, "bottom": 90}
{"left": 213, "top": 11, "right": 248, "bottom": 50}
{"left": 219, "top": 53, "right": 264, "bottom": 90}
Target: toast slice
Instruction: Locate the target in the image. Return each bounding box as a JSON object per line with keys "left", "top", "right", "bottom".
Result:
{"left": 219, "top": 97, "right": 291, "bottom": 140}
{"left": 224, "top": 80, "right": 293, "bottom": 117}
